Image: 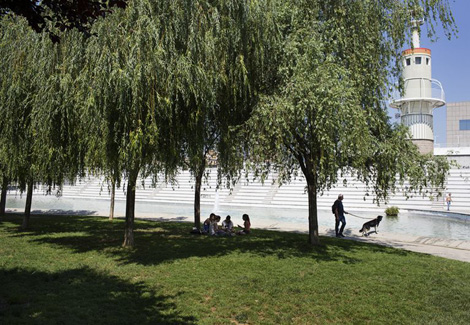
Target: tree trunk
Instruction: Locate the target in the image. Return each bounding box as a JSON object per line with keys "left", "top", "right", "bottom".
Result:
{"left": 109, "top": 178, "right": 115, "bottom": 220}
{"left": 307, "top": 180, "right": 320, "bottom": 245}
{"left": 0, "top": 176, "right": 8, "bottom": 217}
{"left": 22, "top": 180, "right": 34, "bottom": 230}
{"left": 123, "top": 170, "right": 138, "bottom": 247}
{"left": 296, "top": 153, "right": 320, "bottom": 245}
{"left": 193, "top": 160, "right": 205, "bottom": 230}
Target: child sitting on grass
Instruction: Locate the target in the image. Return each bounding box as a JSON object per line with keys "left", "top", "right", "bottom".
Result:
{"left": 237, "top": 214, "right": 251, "bottom": 235}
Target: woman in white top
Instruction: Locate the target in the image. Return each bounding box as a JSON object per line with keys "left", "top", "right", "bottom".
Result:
{"left": 222, "top": 215, "right": 234, "bottom": 232}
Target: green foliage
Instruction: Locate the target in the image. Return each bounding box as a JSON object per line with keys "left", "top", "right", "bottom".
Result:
{"left": 82, "top": 2, "right": 170, "bottom": 182}
{"left": 163, "top": 1, "right": 279, "bottom": 226}
{"left": 385, "top": 206, "right": 400, "bottom": 216}
{"left": 0, "top": 0, "right": 457, "bottom": 243}
{"left": 0, "top": 16, "right": 40, "bottom": 190}
{"left": 1, "top": 214, "right": 470, "bottom": 324}
{"left": 32, "top": 29, "right": 88, "bottom": 186}
{"left": 0, "top": 17, "right": 56, "bottom": 191}
{"left": 245, "top": 0, "right": 455, "bottom": 244}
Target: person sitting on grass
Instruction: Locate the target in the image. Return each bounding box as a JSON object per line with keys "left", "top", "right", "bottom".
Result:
{"left": 222, "top": 215, "right": 234, "bottom": 232}
{"left": 237, "top": 214, "right": 251, "bottom": 235}
{"left": 203, "top": 213, "right": 215, "bottom": 234}
{"left": 210, "top": 215, "right": 228, "bottom": 236}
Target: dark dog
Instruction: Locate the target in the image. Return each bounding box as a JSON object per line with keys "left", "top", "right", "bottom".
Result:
{"left": 359, "top": 215, "right": 383, "bottom": 237}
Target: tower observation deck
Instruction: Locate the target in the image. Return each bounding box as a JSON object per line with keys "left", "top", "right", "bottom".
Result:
{"left": 390, "top": 20, "right": 445, "bottom": 154}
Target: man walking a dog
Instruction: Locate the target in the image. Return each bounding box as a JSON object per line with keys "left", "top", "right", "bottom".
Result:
{"left": 333, "top": 194, "right": 348, "bottom": 237}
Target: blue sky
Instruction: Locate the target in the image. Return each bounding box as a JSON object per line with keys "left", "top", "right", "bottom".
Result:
{"left": 388, "top": 0, "right": 470, "bottom": 145}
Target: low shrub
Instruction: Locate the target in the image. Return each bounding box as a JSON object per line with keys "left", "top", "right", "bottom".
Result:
{"left": 385, "top": 206, "right": 400, "bottom": 216}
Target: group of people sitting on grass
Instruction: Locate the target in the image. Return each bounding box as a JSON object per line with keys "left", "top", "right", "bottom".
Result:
{"left": 202, "top": 213, "right": 251, "bottom": 236}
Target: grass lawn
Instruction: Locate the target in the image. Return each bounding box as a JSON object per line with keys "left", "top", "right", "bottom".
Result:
{"left": 1, "top": 214, "right": 469, "bottom": 324}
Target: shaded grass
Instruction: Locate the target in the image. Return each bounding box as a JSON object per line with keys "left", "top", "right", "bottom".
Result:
{"left": 1, "top": 214, "right": 469, "bottom": 324}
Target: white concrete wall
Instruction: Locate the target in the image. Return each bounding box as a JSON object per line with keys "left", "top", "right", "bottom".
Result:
{"left": 12, "top": 166, "right": 469, "bottom": 214}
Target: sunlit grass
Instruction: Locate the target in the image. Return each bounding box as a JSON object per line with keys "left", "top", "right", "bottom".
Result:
{"left": 1, "top": 214, "right": 469, "bottom": 324}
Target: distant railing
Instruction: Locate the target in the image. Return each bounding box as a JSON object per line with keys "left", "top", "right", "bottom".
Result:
{"left": 389, "top": 78, "right": 445, "bottom": 108}
{"left": 404, "top": 78, "right": 445, "bottom": 101}
{"left": 400, "top": 113, "right": 433, "bottom": 130}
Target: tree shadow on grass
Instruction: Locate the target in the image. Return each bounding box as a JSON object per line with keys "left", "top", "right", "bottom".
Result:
{"left": 2, "top": 214, "right": 412, "bottom": 267}
{"left": 0, "top": 266, "right": 196, "bottom": 324}
{"left": 3, "top": 213, "right": 120, "bottom": 235}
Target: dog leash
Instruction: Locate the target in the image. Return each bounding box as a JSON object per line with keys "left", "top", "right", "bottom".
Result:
{"left": 347, "top": 212, "right": 372, "bottom": 220}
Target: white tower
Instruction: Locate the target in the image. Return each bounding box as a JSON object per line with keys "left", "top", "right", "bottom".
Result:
{"left": 390, "top": 19, "right": 445, "bottom": 154}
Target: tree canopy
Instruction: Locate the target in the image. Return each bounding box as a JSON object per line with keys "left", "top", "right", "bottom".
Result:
{"left": 0, "top": 0, "right": 127, "bottom": 42}
{"left": 246, "top": 0, "right": 455, "bottom": 244}
{"left": 167, "top": 0, "right": 278, "bottom": 229}
{"left": 81, "top": 1, "right": 178, "bottom": 246}
{"left": 0, "top": 16, "right": 86, "bottom": 228}
{"left": 0, "top": 0, "right": 456, "bottom": 246}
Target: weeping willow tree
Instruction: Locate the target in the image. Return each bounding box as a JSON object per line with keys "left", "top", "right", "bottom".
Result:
{"left": 82, "top": 1, "right": 179, "bottom": 247}
{"left": 163, "top": 0, "right": 218, "bottom": 230}
{"left": 0, "top": 17, "right": 51, "bottom": 228}
{"left": 0, "top": 16, "right": 85, "bottom": 228}
{"left": 246, "top": 0, "right": 455, "bottom": 245}
{"left": 32, "top": 30, "right": 88, "bottom": 196}
{"left": 211, "top": 0, "right": 280, "bottom": 222}
{"left": 166, "top": 0, "right": 278, "bottom": 230}
{"left": 0, "top": 17, "right": 35, "bottom": 227}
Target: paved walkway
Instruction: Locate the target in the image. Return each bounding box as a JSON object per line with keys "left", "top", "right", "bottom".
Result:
{"left": 252, "top": 222, "right": 470, "bottom": 263}
{"left": 332, "top": 229, "right": 470, "bottom": 263}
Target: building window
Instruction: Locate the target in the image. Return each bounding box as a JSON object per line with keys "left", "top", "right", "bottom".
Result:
{"left": 459, "top": 120, "right": 470, "bottom": 131}
{"left": 405, "top": 58, "right": 411, "bottom": 66}
{"left": 426, "top": 57, "right": 430, "bottom": 65}
{"left": 415, "top": 57, "right": 422, "bottom": 65}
